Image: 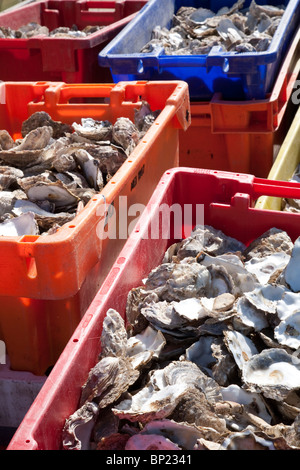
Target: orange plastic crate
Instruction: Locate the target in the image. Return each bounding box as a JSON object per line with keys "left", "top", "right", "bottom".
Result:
{"left": 0, "top": 80, "right": 190, "bottom": 375}
{"left": 179, "top": 27, "right": 300, "bottom": 177}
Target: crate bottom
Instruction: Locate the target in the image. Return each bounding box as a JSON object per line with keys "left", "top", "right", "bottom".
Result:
{"left": 0, "top": 356, "right": 46, "bottom": 429}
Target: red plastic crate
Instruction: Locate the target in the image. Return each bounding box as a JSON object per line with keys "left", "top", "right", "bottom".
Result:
{"left": 0, "top": 0, "right": 147, "bottom": 83}
{"left": 0, "top": 79, "right": 190, "bottom": 376}
{"left": 179, "top": 26, "right": 300, "bottom": 177}
{"left": 7, "top": 167, "right": 300, "bottom": 450}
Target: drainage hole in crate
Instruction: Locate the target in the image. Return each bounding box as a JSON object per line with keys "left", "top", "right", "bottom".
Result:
{"left": 26, "top": 257, "right": 37, "bottom": 279}
{"left": 223, "top": 58, "right": 230, "bottom": 73}
{"left": 137, "top": 60, "right": 144, "bottom": 74}
{"left": 73, "top": 339, "right": 79, "bottom": 343}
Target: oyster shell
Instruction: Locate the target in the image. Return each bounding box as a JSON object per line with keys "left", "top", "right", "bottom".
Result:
{"left": 0, "top": 22, "right": 103, "bottom": 39}
{"left": 112, "top": 117, "right": 139, "bottom": 154}
{"left": 141, "top": 0, "right": 285, "bottom": 55}
{"left": 80, "top": 356, "right": 139, "bottom": 409}
{"left": 224, "top": 330, "right": 258, "bottom": 370}
{"left": 126, "top": 325, "right": 166, "bottom": 369}
{"left": 72, "top": 119, "right": 112, "bottom": 142}
{"left": 242, "top": 349, "right": 300, "bottom": 400}
{"left": 112, "top": 381, "right": 191, "bottom": 423}
{"left": 62, "top": 402, "right": 99, "bottom": 451}
{"left": 63, "top": 225, "right": 300, "bottom": 450}
{"left": 220, "top": 429, "right": 276, "bottom": 450}
{"left": 283, "top": 237, "right": 300, "bottom": 292}
{"left": 0, "top": 104, "right": 159, "bottom": 236}
{"left": 0, "top": 212, "right": 39, "bottom": 236}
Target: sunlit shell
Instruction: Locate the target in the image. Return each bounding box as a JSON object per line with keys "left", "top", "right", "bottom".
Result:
{"left": 274, "top": 312, "right": 300, "bottom": 350}
{"left": 0, "top": 126, "right": 54, "bottom": 168}
{"left": 277, "top": 291, "right": 300, "bottom": 321}
{"left": 242, "top": 348, "right": 300, "bottom": 400}
{"left": 0, "top": 211, "right": 39, "bottom": 236}
{"left": 22, "top": 111, "right": 72, "bottom": 139}
{"left": 224, "top": 330, "right": 258, "bottom": 370}
{"left": 112, "top": 117, "right": 139, "bottom": 153}
{"left": 244, "top": 284, "right": 287, "bottom": 314}
{"left": 220, "top": 429, "right": 276, "bottom": 450}
{"left": 99, "top": 309, "right": 128, "bottom": 359}
{"left": 140, "top": 419, "right": 215, "bottom": 450}
{"left": 13, "top": 199, "right": 75, "bottom": 232}
{"left": 112, "top": 382, "right": 190, "bottom": 423}
{"left": 177, "top": 225, "right": 246, "bottom": 259}
{"left": 62, "top": 402, "right": 99, "bottom": 450}
{"left": 220, "top": 384, "right": 271, "bottom": 424}
{"left": 199, "top": 253, "right": 258, "bottom": 296}
{"left": 0, "top": 166, "right": 23, "bottom": 191}
{"left": 127, "top": 325, "right": 166, "bottom": 369}
{"left": 243, "top": 228, "right": 293, "bottom": 261}
{"left": 27, "top": 182, "right": 79, "bottom": 211}
{"left": 235, "top": 296, "right": 269, "bottom": 332}
{"left": 283, "top": 237, "right": 300, "bottom": 292}
{"left": 73, "top": 148, "right": 104, "bottom": 191}
{"left": 80, "top": 356, "right": 139, "bottom": 408}
{"left": 244, "top": 252, "right": 290, "bottom": 285}
{"left": 0, "top": 129, "right": 16, "bottom": 150}
{"left": 72, "top": 118, "right": 112, "bottom": 142}
{"left": 143, "top": 261, "right": 211, "bottom": 301}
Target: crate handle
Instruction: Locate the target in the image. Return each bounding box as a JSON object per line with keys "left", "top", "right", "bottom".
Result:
{"left": 42, "top": 82, "right": 116, "bottom": 105}
{"left": 252, "top": 179, "right": 300, "bottom": 201}
{"left": 75, "top": 0, "right": 123, "bottom": 24}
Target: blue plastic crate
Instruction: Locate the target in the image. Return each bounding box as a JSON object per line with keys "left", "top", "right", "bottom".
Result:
{"left": 98, "top": 0, "right": 300, "bottom": 100}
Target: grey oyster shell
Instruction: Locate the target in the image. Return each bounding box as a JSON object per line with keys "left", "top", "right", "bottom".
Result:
{"left": 141, "top": 0, "right": 285, "bottom": 56}
{"left": 63, "top": 225, "right": 300, "bottom": 450}
{"left": 0, "top": 103, "right": 159, "bottom": 236}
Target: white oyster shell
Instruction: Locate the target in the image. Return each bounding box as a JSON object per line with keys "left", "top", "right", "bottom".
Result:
{"left": 283, "top": 237, "right": 300, "bottom": 292}
{"left": 220, "top": 429, "right": 275, "bottom": 450}
{"left": 127, "top": 325, "right": 166, "bottom": 369}
{"left": 277, "top": 291, "right": 300, "bottom": 321}
{"left": 274, "top": 312, "right": 300, "bottom": 350}
{"left": 242, "top": 348, "right": 300, "bottom": 400}
{"left": 199, "top": 253, "right": 258, "bottom": 296}
{"left": 224, "top": 330, "right": 258, "bottom": 370}
{"left": 73, "top": 148, "right": 104, "bottom": 191}
{"left": 112, "top": 382, "right": 189, "bottom": 423}
{"left": 72, "top": 118, "right": 112, "bottom": 141}
{"left": 140, "top": 419, "right": 208, "bottom": 450}
{"left": 220, "top": 384, "right": 271, "bottom": 424}
{"left": 236, "top": 296, "right": 269, "bottom": 332}
{"left": 27, "top": 182, "right": 79, "bottom": 210}
{"left": 244, "top": 284, "right": 287, "bottom": 314}
{"left": 184, "top": 336, "right": 216, "bottom": 371}
{"left": 0, "top": 212, "right": 39, "bottom": 236}
{"left": 245, "top": 252, "right": 290, "bottom": 284}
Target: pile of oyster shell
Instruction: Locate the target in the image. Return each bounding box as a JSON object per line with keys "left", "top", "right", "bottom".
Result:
{"left": 141, "top": 0, "right": 286, "bottom": 55}
{"left": 0, "top": 22, "right": 104, "bottom": 39}
{"left": 0, "top": 103, "right": 159, "bottom": 236}
{"left": 62, "top": 225, "right": 300, "bottom": 450}
{"left": 282, "top": 163, "right": 300, "bottom": 213}
{"left": 62, "top": 226, "right": 300, "bottom": 450}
